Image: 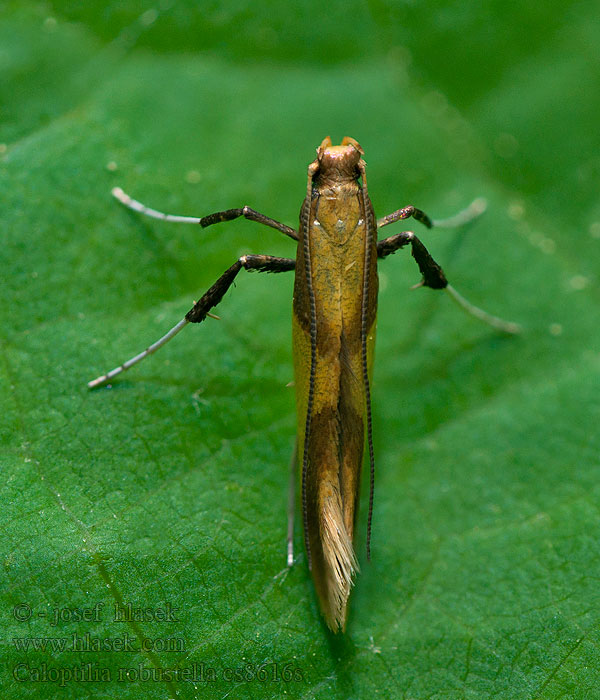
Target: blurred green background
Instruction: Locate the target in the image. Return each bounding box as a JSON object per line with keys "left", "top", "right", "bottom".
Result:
{"left": 2, "top": 1, "right": 600, "bottom": 698}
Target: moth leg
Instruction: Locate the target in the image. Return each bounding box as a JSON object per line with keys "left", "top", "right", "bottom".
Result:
{"left": 199, "top": 207, "right": 299, "bottom": 241}
{"left": 377, "top": 231, "right": 521, "bottom": 333}
{"left": 112, "top": 187, "right": 299, "bottom": 240}
{"left": 377, "top": 230, "right": 444, "bottom": 286}
{"left": 88, "top": 254, "right": 295, "bottom": 388}
{"left": 377, "top": 205, "right": 434, "bottom": 230}
{"left": 377, "top": 197, "right": 487, "bottom": 230}
{"left": 287, "top": 440, "right": 298, "bottom": 567}
{"left": 431, "top": 198, "right": 487, "bottom": 228}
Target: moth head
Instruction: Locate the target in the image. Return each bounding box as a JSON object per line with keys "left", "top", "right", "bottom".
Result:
{"left": 314, "top": 136, "right": 364, "bottom": 180}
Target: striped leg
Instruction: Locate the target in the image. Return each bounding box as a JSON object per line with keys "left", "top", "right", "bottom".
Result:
{"left": 112, "top": 187, "right": 299, "bottom": 240}
{"left": 377, "top": 230, "right": 520, "bottom": 334}
{"left": 88, "top": 255, "right": 295, "bottom": 388}
{"left": 377, "top": 197, "right": 487, "bottom": 230}
{"left": 287, "top": 441, "right": 298, "bottom": 567}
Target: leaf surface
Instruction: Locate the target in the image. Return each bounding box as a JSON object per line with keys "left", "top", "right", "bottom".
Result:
{"left": 2, "top": 2, "right": 600, "bottom": 698}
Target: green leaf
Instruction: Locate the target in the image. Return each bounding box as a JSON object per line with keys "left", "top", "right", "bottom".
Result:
{"left": 2, "top": 2, "right": 600, "bottom": 698}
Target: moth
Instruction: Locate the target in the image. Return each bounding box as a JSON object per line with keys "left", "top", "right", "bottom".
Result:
{"left": 89, "top": 137, "right": 518, "bottom": 631}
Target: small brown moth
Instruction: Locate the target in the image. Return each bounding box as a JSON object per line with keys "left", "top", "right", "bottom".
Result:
{"left": 89, "top": 137, "right": 518, "bottom": 632}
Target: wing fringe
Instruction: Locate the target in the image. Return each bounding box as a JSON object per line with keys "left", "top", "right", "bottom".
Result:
{"left": 321, "top": 492, "right": 359, "bottom": 631}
